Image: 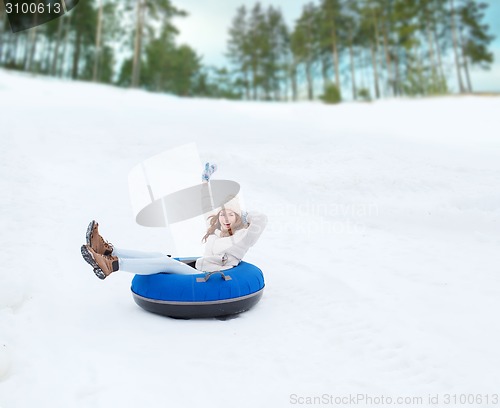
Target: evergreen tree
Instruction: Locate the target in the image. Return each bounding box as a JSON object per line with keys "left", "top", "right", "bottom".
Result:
{"left": 68, "top": 0, "right": 97, "bottom": 79}
{"left": 129, "top": 0, "right": 186, "bottom": 88}
{"left": 227, "top": 6, "right": 251, "bottom": 99}
{"left": 449, "top": 0, "right": 466, "bottom": 92}
{"left": 357, "top": 0, "right": 378, "bottom": 98}
{"left": 261, "top": 6, "right": 288, "bottom": 100}
{"left": 291, "top": 3, "right": 321, "bottom": 100}
{"left": 227, "top": 4, "right": 289, "bottom": 101}
{"left": 457, "top": 0, "right": 494, "bottom": 92}
{"left": 319, "top": 0, "right": 343, "bottom": 91}
{"left": 248, "top": 3, "right": 266, "bottom": 99}
{"left": 0, "top": 0, "right": 496, "bottom": 101}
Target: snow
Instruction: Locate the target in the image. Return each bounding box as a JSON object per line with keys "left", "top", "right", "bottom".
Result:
{"left": 1, "top": 68, "right": 500, "bottom": 408}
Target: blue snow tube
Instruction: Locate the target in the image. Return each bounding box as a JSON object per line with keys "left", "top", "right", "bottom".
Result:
{"left": 131, "top": 260, "right": 265, "bottom": 319}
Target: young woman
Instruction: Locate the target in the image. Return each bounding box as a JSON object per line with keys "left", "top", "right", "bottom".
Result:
{"left": 80, "top": 205, "right": 268, "bottom": 280}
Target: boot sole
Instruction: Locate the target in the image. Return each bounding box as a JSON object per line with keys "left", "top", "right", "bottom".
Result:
{"left": 81, "top": 245, "right": 106, "bottom": 280}
{"left": 85, "top": 220, "right": 96, "bottom": 248}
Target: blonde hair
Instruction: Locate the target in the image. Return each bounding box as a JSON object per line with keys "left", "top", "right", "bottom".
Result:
{"left": 202, "top": 210, "right": 245, "bottom": 243}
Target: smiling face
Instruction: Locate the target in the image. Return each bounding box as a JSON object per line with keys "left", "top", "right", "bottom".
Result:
{"left": 218, "top": 209, "right": 237, "bottom": 233}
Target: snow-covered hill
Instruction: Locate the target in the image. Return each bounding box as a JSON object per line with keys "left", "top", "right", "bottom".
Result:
{"left": 1, "top": 68, "right": 499, "bottom": 408}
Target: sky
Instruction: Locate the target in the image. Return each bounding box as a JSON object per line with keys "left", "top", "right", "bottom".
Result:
{"left": 172, "top": 0, "right": 500, "bottom": 93}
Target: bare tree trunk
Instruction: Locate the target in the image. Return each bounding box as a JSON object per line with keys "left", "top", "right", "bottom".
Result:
{"left": 243, "top": 68, "right": 250, "bottom": 100}
{"left": 371, "top": 8, "right": 381, "bottom": 98}
{"left": 132, "top": 0, "right": 145, "bottom": 88}
{"left": 22, "top": 34, "right": 30, "bottom": 66}
{"left": 291, "top": 58, "right": 298, "bottom": 101}
{"left": 393, "top": 52, "right": 401, "bottom": 96}
{"left": 416, "top": 46, "right": 425, "bottom": 94}
{"left": 321, "top": 53, "right": 328, "bottom": 91}
{"left": 458, "top": 22, "right": 472, "bottom": 92}
{"left": 362, "top": 48, "right": 370, "bottom": 94}
{"left": 348, "top": 27, "right": 357, "bottom": 100}
{"left": 58, "top": 13, "right": 72, "bottom": 77}
{"left": 283, "top": 63, "right": 289, "bottom": 102}
{"left": 243, "top": 70, "right": 248, "bottom": 100}
{"left": 273, "top": 55, "right": 281, "bottom": 101}
{"left": 93, "top": 0, "right": 103, "bottom": 82}
{"left": 50, "top": 14, "right": 64, "bottom": 75}
{"left": 331, "top": 29, "right": 340, "bottom": 87}
{"left": 426, "top": 27, "right": 439, "bottom": 90}
{"left": 11, "top": 33, "right": 21, "bottom": 66}
{"left": 22, "top": 33, "right": 29, "bottom": 68}
{"left": 432, "top": 20, "right": 446, "bottom": 87}
{"left": 305, "top": 61, "right": 313, "bottom": 100}
{"left": 41, "top": 37, "right": 50, "bottom": 73}
{"left": 0, "top": 8, "right": 6, "bottom": 64}
{"left": 449, "top": 0, "right": 465, "bottom": 93}
{"left": 24, "top": 14, "right": 37, "bottom": 71}
{"left": 25, "top": 23, "right": 39, "bottom": 73}
{"left": 251, "top": 59, "right": 257, "bottom": 99}
{"left": 72, "top": 29, "right": 82, "bottom": 79}
{"left": 424, "top": 9, "right": 439, "bottom": 92}
{"left": 381, "top": 25, "right": 393, "bottom": 96}
{"left": 370, "top": 40, "right": 380, "bottom": 98}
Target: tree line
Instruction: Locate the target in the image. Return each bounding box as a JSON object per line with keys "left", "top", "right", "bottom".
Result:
{"left": 227, "top": 0, "right": 495, "bottom": 101}
{"left": 0, "top": 0, "right": 495, "bottom": 101}
{"left": 0, "top": 0, "right": 237, "bottom": 97}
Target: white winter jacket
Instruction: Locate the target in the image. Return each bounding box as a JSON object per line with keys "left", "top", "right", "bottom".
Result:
{"left": 195, "top": 212, "right": 268, "bottom": 272}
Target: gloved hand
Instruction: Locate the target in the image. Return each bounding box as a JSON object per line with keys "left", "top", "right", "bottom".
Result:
{"left": 241, "top": 211, "right": 249, "bottom": 226}
{"left": 202, "top": 162, "right": 217, "bottom": 183}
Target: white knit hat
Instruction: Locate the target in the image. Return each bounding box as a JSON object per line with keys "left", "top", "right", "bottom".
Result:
{"left": 220, "top": 195, "right": 242, "bottom": 217}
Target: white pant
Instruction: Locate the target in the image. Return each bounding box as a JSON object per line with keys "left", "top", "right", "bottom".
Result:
{"left": 112, "top": 247, "right": 198, "bottom": 275}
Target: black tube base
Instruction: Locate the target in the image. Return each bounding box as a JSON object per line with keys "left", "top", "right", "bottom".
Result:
{"left": 132, "top": 289, "right": 264, "bottom": 319}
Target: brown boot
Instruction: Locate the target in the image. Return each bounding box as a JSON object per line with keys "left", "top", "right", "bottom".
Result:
{"left": 86, "top": 220, "right": 113, "bottom": 255}
{"left": 81, "top": 245, "right": 119, "bottom": 280}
